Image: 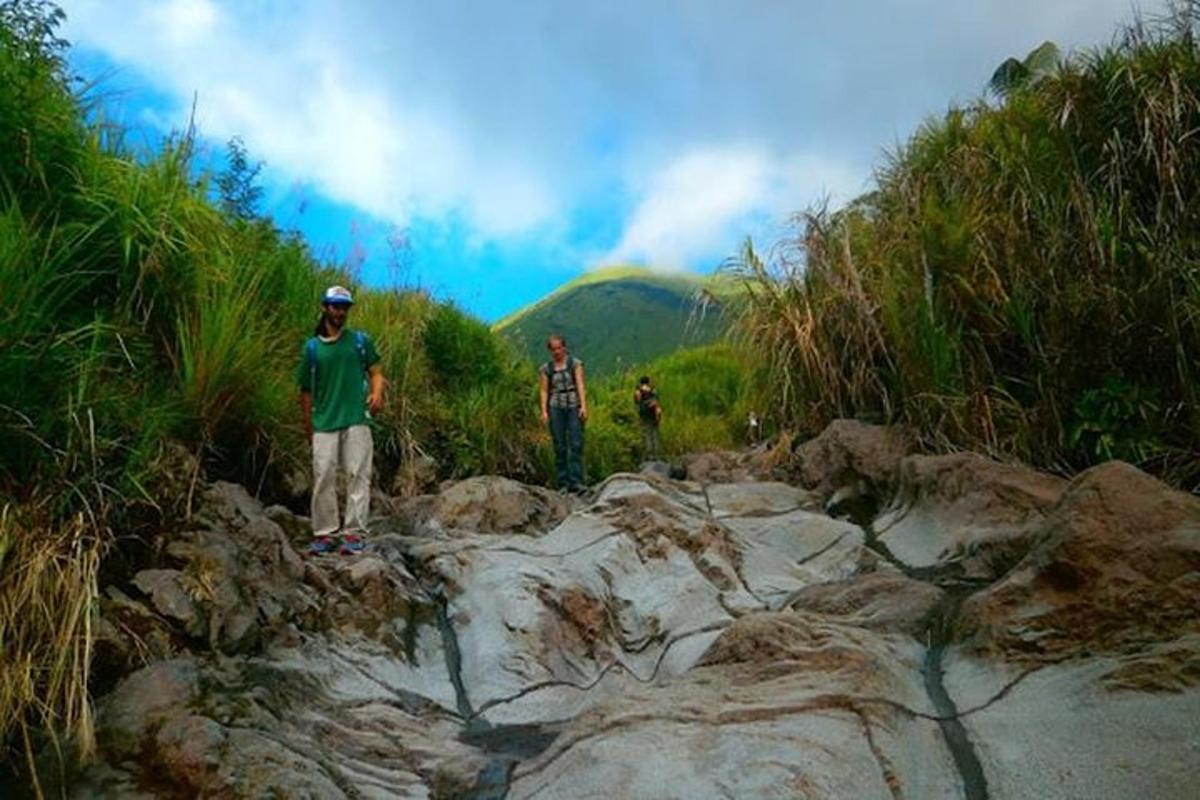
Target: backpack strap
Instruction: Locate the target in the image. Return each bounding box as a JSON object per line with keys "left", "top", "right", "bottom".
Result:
{"left": 545, "top": 355, "right": 578, "bottom": 395}
{"left": 306, "top": 337, "right": 319, "bottom": 393}
{"left": 353, "top": 330, "right": 368, "bottom": 371}
{"left": 307, "top": 331, "right": 371, "bottom": 395}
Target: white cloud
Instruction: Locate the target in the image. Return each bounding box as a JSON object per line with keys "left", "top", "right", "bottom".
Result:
{"left": 606, "top": 147, "right": 864, "bottom": 267}
{"left": 61, "top": 0, "right": 557, "bottom": 235}
{"left": 59, "top": 0, "right": 1167, "bottom": 266}
{"left": 150, "top": 0, "right": 217, "bottom": 45}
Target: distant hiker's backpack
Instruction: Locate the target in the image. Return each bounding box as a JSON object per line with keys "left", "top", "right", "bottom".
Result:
{"left": 545, "top": 355, "right": 578, "bottom": 396}
{"left": 636, "top": 387, "right": 660, "bottom": 421}
{"left": 306, "top": 329, "right": 369, "bottom": 394}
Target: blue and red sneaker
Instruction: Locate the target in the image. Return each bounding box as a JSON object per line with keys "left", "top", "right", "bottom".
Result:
{"left": 339, "top": 534, "right": 366, "bottom": 555}
{"left": 307, "top": 535, "right": 337, "bottom": 556}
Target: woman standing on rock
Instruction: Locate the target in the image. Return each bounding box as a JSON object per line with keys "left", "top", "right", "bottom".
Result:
{"left": 297, "top": 285, "right": 385, "bottom": 555}
{"left": 539, "top": 334, "right": 588, "bottom": 494}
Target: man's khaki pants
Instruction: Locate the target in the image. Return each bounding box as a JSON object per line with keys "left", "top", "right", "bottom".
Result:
{"left": 311, "top": 424, "right": 373, "bottom": 537}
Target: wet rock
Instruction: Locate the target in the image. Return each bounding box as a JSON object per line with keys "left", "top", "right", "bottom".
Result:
{"left": 791, "top": 419, "right": 913, "bottom": 502}
{"left": 957, "top": 461, "right": 1200, "bottom": 664}
{"left": 873, "top": 452, "right": 1065, "bottom": 576}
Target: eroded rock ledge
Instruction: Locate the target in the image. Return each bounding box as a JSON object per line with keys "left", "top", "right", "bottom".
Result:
{"left": 58, "top": 421, "right": 1200, "bottom": 799}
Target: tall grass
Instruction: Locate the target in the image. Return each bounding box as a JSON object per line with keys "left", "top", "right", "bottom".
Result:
{"left": 734, "top": 6, "right": 1200, "bottom": 488}
{"left": 0, "top": 2, "right": 545, "bottom": 784}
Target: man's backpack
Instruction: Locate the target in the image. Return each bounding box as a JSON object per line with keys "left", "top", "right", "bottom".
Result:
{"left": 306, "top": 329, "right": 369, "bottom": 394}
{"left": 636, "top": 387, "right": 660, "bottom": 421}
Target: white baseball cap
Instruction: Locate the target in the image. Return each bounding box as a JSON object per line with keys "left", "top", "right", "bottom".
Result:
{"left": 322, "top": 285, "right": 354, "bottom": 306}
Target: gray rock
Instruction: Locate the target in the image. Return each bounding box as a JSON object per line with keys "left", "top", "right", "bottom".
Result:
{"left": 639, "top": 460, "right": 673, "bottom": 479}
{"left": 786, "top": 570, "right": 945, "bottom": 637}
{"left": 944, "top": 648, "right": 1200, "bottom": 799}
{"left": 873, "top": 452, "right": 1064, "bottom": 575}
{"left": 81, "top": 450, "right": 1200, "bottom": 799}
{"left": 131, "top": 569, "right": 203, "bottom": 635}
{"left": 706, "top": 480, "right": 816, "bottom": 518}
{"left": 420, "top": 475, "right": 571, "bottom": 535}
{"left": 792, "top": 419, "right": 913, "bottom": 500}
{"left": 509, "top": 612, "right": 956, "bottom": 799}
{"left": 96, "top": 658, "right": 200, "bottom": 753}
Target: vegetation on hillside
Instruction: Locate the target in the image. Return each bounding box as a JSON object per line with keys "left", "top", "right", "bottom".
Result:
{"left": 734, "top": 7, "right": 1200, "bottom": 489}
{"left": 0, "top": 1, "right": 548, "bottom": 779}
{"left": 495, "top": 265, "right": 731, "bottom": 376}
{"left": 15, "top": 0, "right": 1198, "bottom": 786}
{"left": 0, "top": 5, "right": 759, "bottom": 783}
{"left": 580, "top": 344, "right": 764, "bottom": 479}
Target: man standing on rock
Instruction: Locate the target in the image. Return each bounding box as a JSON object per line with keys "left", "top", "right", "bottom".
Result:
{"left": 298, "top": 286, "right": 385, "bottom": 555}
{"left": 539, "top": 334, "right": 588, "bottom": 494}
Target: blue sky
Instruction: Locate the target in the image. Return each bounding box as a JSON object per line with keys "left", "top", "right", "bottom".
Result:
{"left": 59, "top": 0, "right": 1162, "bottom": 321}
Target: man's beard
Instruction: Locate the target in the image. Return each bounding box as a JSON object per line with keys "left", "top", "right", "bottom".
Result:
{"left": 324, "top": 312, "right": 345, "bottom": 332}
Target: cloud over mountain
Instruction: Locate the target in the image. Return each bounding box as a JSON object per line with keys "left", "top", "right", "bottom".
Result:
{"left": 61, "top": 0, "right": 1158, "bottom": 272}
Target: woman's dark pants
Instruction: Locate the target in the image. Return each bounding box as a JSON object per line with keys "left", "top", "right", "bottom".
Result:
{"left": 549, "top": 405, "right": 584, "bottom": 490}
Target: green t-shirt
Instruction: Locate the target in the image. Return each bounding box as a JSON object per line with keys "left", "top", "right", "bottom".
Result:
{"left": 296, "top": 330, "right": 382, "bottom": 432}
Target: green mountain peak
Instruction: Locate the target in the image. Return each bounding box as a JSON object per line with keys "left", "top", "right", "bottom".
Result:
{"left": 495, "top": 264, "right": 730, "bottom": 376}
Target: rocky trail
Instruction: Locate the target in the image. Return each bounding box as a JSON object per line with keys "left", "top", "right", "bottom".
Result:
{"left": 42, "top": 421, "right": 1200, "bottom": 798}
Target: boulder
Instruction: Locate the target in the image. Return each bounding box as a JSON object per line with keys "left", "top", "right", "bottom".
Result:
{"left": 705, "top": 480, "right": 817, "bottom": 518}
{"left": 95, "top": 658, "right": 200, "bottom": 754}
{"left": 162, "top": 485, "right": 308, "bottom": 653}
{"left": 130, "top": 569, "right": 203, "bottom": 636}
{"left": 638, "top": 460, "right": 673, "bottom": 480}
{"left": 785, "top": 570, "right": 945, "bottom": 638}
{"left": 791, "top": 419, "right": 913, "bottom": 503}
{"left": 78, "top": 654, "right": 488, "bottom": 799}
{"left": 681, "top": 445, "right": 783, "bottom": 484}
{"left": 957, "top": 461, "right": 1200, "bottom": 664}
{"left": 719, "top": 510, "right": 867, "bottom": 608}
{"left": 873, "top": 452, "right": 1065, "bottom": 576}
{"left": 418, "top": 475, "right": 572, "bottom": 536}
{"left": 77, "top": 454, "right": 1200, "bottom": 799}
{"left": 392, "top": 453, "right": 440, "bottom": 497}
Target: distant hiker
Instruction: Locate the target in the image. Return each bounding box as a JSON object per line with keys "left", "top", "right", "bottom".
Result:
{"left": 748, "top": 411, "right": 761, "bottom": 444}
{"left": 633, "top": 375, "right": 663, "bottom": 459}
{"left": 298, "top": 285, "right": 385, "bottom": 555}
{"left": 539, "top": 334, "right": 588, "bottom": 494}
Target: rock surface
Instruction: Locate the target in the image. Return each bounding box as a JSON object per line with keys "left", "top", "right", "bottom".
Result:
{"left": 957, "top": 461, "right": 1200, "bottom": 664}
{"left": 874, "top": 452, "right": 1065, "bottom": 576}
{"left": 60, "top": 422, "right": 1200, "bottom": 799}
{"left": 791, "top": 419, "right": 913, "bottom": 502}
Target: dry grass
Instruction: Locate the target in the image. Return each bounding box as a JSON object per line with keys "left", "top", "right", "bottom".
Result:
{"left": 0, "top": 504, "right": 105, "bottom": 796}
{"left": 732, "top": 8, "right": 1200, "bottom": 487}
